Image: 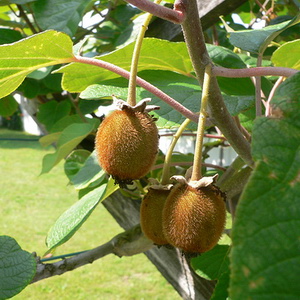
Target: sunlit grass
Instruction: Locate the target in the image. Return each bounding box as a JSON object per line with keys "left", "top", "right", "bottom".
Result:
{"left": 0, "top": 129, "right": 180, "bottom": 300}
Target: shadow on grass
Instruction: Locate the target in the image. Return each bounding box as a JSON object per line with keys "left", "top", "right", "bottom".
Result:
{"left": 0, "top": 129, "right": 44, "bottom": 149}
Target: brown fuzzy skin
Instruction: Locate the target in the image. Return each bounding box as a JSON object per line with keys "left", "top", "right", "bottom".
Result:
{"left": 140, "top": 188, "right": 170, "bottom": 245}
{"left": 162, "top": 183, "right": 226, "bottom": 253}
{"left": 95, "top": 109, "right": 158, "bottom": 184}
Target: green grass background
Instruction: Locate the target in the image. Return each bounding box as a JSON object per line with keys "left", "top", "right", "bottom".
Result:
{"left": 0, "top": 129, "right": 180, "bottom": 300}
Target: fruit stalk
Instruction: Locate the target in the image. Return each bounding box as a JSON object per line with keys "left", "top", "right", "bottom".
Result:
{"left": 161, "top": 118, "right": 191, "bottom": 185}
{"left": 191, "top": 64, "right": 212, "bottom": 181}
{"left": 127, "top": 0, "right": 163, "bottom": 106}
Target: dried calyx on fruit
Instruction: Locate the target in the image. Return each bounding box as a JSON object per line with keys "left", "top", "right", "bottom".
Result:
{"left": 95, "top": 97, "right": 160, "bottom": 187}
{"left": 140, "top": 179, "right": 173, "bottom": 246}
{"left": 162, "top": 174, "right": 226, "bottom": 254}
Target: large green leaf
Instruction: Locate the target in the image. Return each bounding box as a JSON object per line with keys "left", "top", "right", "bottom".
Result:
{"left": 271, "top": 39, "right": 300, "bottom": 70}
{"left": 0, "top": 95, "right": 18, "bottom": 117}
{"left": 32, "top": 0, "right": 91, "bottom": 37}
{"left": 57, "top": 38, "right": 252, "bottom": 95}
{"left": 229, "top": 14, "right": 300, "bottom": 54}
{"left": 230, "top": 73, "right": 300, "bottom": 299}
{"left": 0, "top": 236, "right": 36, "bottom": 300}
{"left": 41, "top": 120, "right": 99, "bottom": 174}
{"left": 46, "top": 180, "right": 119, "bottom": 251}
{"left": 0, "top": 30, "right": 74, "bottom": 99}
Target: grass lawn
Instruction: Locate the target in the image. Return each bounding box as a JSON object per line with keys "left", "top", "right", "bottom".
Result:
{"left": 0, "top": 129, "right": 180, "bottom": 300}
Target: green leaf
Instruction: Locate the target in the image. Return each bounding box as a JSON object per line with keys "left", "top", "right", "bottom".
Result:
{"left": 0, "top": 236, "right": 36, "bottom": 300}
{"left": 229, "top": 14, "right": 300, "bottom": 53}
{"left": 96, "top": 4, "right": 142, "bottom": 53}
{"left": 46, "top": 180, "right": 119, "bottom": 251}
{"left": 56, "top": 38, "right": 193, "bottom": 93}
{"left": 223, "top": 95, "right": 255, "bottom": 116}
{"left": 0, "top": 30, "right": 74, "bottom": 99}
{"left": 37, "top": 100, "right": 71, "bottom": 131}
{"left": 71, "top": 151, "right": 105, "bottom": 190}
{"left": 191, "top": 245, "right": 230, "bottom": 280}
{"left": 0, "top": 95, "right": 18, "bottom": 117}
{"left": 238, "top": 106, "right": 256, "bottom": 133}
{"left": 0, "top": 28, "right": 23, "bottom": 45}
{"left": 58, "top": 38, "right": 254, "bottom": 97}
{"left": 271, "top": 39, "right": 300, "bottom": 69}
{"left": 230, "top": 73, "right": 300, "bottom": 299}
{"left": 33, "top": 0, "right": 91, "bottom": 37}
{"left": 206, "top": 44, "right": 255, "bottom": 95}
{"left": 39, "top": 132, "right": 61, "bottom": 147}
{"left": 49, "top": 114, "right": 85, "bottom": 133}
{"left": 78, "top": 99, "right": 110, "bottom": 115}
{"left": 27, "top": 66, "right": 53, "bottom": 80}
{"left": 211, "top": 271, "right": 230, "bottom": 300}
{"left": 64, "top": 149, "right": 91, "bottom": 181}
{"left": 41, "top": 120, "right": 98, "bottom": 174}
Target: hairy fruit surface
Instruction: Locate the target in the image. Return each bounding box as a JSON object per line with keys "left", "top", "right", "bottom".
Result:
{"left": 95, "top": 100, "right": 159, "bottom": 185}
{"left": 140, "top": 188, "right": 170, "bottom": 245}
{"left": 162, "top": 181, "right": 226, "bottom": 253}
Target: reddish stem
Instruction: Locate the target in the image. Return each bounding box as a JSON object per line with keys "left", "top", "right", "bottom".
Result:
{"left": 124, "top": 0, "right": 186, "bottom": 24}
{"left": 73, "top": 56, "right": 198, "bottom": 123}
{"left": 212, "top": 66, "right": 298, "bottom": 78}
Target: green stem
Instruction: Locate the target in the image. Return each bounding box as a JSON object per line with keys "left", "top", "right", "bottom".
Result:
{"left": 191, "top": 64, "right": 212, "bottom": 181}
{"left": 161, "top": 118, "right": 191, "bottom": 185}
{"left": 127, "top": 0, "right": 163, "bottom": 106}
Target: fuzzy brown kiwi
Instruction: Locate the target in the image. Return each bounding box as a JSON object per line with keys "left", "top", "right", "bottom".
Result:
{"left": 95, "top": 106, "right": 158, "bottom": 185}
{"left": 140, "top": 188, "right": 170, "bottom": 245}
{"left": 162, "top": 182, "right": 226, "bottom": 253}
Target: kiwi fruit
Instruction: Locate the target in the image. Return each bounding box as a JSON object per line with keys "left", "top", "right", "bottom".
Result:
{"left": 162, "top": 182, "right": 226, "bottom": 253}
{"left": 95, "top": 104, "right": 158, "bottom": 185}
{"left": 140, "top": 187, "right": 170, "bottom": 245}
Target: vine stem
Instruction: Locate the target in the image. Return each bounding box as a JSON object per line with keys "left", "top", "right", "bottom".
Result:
{"left": 265, "top": 76, "right": 284, "bottom": 116}
{"left": 160, "top": 118, "right": 191, "bottom": 185}
{"left": 191, "top": 64, "right": 212, "bottom": 181}
{"left": 16, "top": 4, "right": 38, "bottom": 34}
{"left": 32, "top": 225, "right": 153, "bottom": 283}
{"left": 127, "top": 0, "right": 163, "bottom": 106}
{"left": 67, "top": 93, "right": 87, "bottom": 123}
{"left": 212, "top": 66, "right": 298, "bottom": 78}
{"left": 73, "top": 55, "right": 198, "bottom": 122}
{"left": 124, "top": 0, "right": 186, "bottom": 24}
{"left": 180, "top": 0, "right": 254, "bottom": 167}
